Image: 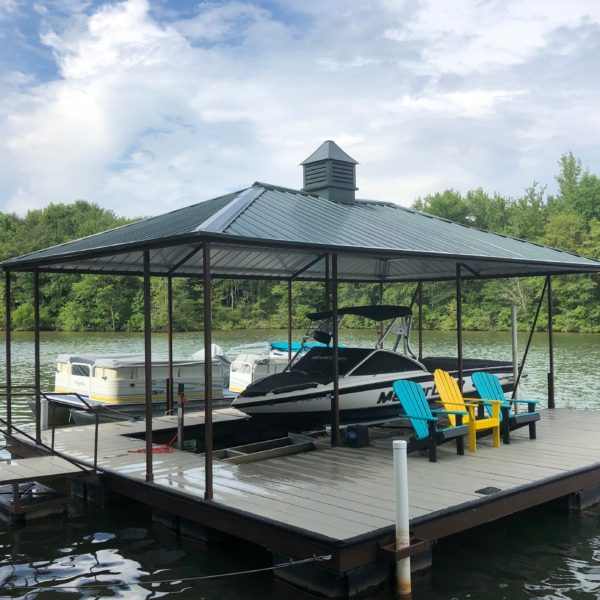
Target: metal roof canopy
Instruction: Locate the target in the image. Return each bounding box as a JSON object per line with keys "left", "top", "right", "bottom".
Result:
{"left": 3, "top": 182, "right": 600, "bottom": 281}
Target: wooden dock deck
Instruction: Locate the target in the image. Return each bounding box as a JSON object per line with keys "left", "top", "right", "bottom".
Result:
{"left": 7, "top": 407, "right": 600, "bottom": 581}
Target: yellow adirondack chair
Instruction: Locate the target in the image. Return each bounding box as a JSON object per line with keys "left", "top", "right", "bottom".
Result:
{"left": 433, "top": 369, "right": 502, "bottom": 452}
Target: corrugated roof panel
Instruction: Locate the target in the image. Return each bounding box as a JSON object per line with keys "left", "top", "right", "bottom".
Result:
{"left": 2, "top": 191, "right": 239, "bottom": 265}
{"left": 4, "top": 180, "right": 600, "bottom": 281}
{"left": 224, "top": 187, "right": 596, "bottom": 266}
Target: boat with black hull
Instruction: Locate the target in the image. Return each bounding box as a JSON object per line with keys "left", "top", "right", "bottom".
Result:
{"left": 231, "top": 305, "right": 514, "bottom": 431}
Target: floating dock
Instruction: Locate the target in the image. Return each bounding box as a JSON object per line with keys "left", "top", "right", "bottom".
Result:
{"left": 0, "top": 455, "right": 89, "bottom": 522}
{"left": 6, "top": 407, "right": 600, "bottom": 597}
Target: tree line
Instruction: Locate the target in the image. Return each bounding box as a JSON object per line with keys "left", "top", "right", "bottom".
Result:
{"left": 1, "top": 153, "right": 599, "bottom": 333}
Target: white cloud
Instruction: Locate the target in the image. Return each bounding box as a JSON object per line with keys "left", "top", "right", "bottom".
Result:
{"left": 1, "top": 0, "right": 600, "bottom": 217}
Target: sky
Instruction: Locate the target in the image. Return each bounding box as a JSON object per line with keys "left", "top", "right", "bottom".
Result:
{"left": 1, "top": 0, "right": 600, "bottom": 217}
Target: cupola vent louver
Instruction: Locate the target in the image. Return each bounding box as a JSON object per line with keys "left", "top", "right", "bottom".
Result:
{"left": 301, "top": 141, "right": 358, "bottom": 204}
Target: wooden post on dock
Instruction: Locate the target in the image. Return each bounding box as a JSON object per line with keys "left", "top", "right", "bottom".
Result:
{"left": 4, "top": 270, "right": 12, "bottom": 434}
{"left": 331, "top": 253, "right": 340, "bottom": 447}
{"left": 547, "top": 276, "right": 555, "bottom": 409}
{"left": 393, "top": 439, "right": 411, "bottom": 596}
{"left": 167, "top": 274, "right": 174, "bottom": 414}
{"left": 287, "top": 280, "right": 292, "bottom": 361}
{"left": 455, "top": 265, "right": 463, "bottom": 392}
{"left": 417, "top": 282, "right": 423, "bottom": 362}
{"left": 511, "top": 305, "right": 519, "bottom": 404}
{"left": 143, "top": 250, "right": 153, "bottom": 482}
{"left": 33, "top": 270, "right": 41, "bottom": 445}
{"left": 203, "top": 242, "right": 214, "bottom": 501}
{"left": 324, "top": 254, "right": 330, "bottom": 311}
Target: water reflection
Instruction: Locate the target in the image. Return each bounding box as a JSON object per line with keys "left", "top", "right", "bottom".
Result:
{"left": 0, "top": 500, "right": 273, "bottom": 599}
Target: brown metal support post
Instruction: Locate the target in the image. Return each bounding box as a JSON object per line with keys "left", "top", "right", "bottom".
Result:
{"left": 456, "top": 265, "right": 463, "bottom": 392}
{"left": 167, "top": 275, "right": 174, "bottom": 413}
{"left": 203, "top": 242, "right": 214, "bottom": 500}
{"left": 331, "top": 254, "right": 340, "bottom": 446}
{"left": 377, "top": 281, "right": 384, "bottom": 340}
{"left": 143, "top": 251, "right": 153, "bottom": 482}
{"left": 4, "top": 271, "right": 12, "bottom": 434}
{"left": 324, "top": 254, "right": 330, "bottom": 311}
{"left": 287, "top": 279, "right": 292, "bottom": 361}
{"left": 547, "top": 275, "right": 555, "bottom": 409}
{"left": 418, "top": 281, "right": 423, "bottom": 362}
{"left": 33, "top": 270, "right": 41, "bottom": 444}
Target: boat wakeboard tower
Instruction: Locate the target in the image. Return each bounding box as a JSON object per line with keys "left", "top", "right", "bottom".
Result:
{"left": 231, "top": 303, "right": 515, "bottom": 432}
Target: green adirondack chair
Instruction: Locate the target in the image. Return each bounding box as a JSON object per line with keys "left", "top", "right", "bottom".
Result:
{"left": 393, "top": 379, "right": 468, "bottom": 462}
{"left": 471, "top": 371, "right": 540, "bottom": 444}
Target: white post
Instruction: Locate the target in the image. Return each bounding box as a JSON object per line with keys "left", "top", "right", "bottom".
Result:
{"left": 393, "top": 439, "right": 411, "bottom": 596}
{"left": 40, "top": 397, "right": 49, "bottom": 431}
{"left": 511, "top": 305, "right": 519, "bottom": 405}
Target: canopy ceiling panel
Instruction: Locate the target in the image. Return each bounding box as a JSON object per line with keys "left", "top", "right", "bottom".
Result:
{"left": 3, "top": 182, "right": 600, "bottom": 281}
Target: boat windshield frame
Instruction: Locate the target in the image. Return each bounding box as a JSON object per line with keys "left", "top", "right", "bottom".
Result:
{"left": 291, "top": 346, "right": 427, "bottom": 378}
{"left": 292, "top": 347, "right": 374, "bottom": 377}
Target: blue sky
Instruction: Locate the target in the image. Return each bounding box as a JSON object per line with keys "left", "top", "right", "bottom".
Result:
{"left": 1, "top": 0, "right": 600, "bottom": 216}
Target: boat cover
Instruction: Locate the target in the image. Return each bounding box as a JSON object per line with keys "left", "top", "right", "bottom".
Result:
{"left": 307, "top": 305, "right": 411, "bottom": 322}
{"left": 55, "top": 353, "right": 214, "bottom": 369}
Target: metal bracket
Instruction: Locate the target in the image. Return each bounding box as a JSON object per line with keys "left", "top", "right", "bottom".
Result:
{"left": 377, "top": 537, "right": 432, "bottom": 562}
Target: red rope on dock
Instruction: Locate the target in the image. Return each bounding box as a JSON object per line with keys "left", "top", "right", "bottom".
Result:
{"left": 128, "top": 445, "right": 176, "bottom": 454}
{"left": 128, "top": 429, "right": 180, "bottom": 454}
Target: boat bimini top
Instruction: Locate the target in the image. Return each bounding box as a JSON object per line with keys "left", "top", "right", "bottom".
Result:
{"left": 304, "top": 304, "right": 416, "bottom": 357}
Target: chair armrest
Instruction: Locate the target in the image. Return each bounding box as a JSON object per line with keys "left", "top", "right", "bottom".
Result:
{"left": 432, "top": 409, "right": 468, "bottom": 416}
{"left": 507, "top": 399, "right": 540, "bottom": 405}
{"left": 403, "top": 413, "right": 437, "bottom": 422}
{"left": 476, "top": 398, "right": 503, "bottom": 406}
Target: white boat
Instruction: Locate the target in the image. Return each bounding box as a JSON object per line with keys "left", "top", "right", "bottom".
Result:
{"left": 229, "top": 341, "right": 317, "bottom": 393}
{"left": 40, "top": 351, "right": 228, "bottom": 424}
{"left": 231, "top": 305, "right": 514, "bottom": 432}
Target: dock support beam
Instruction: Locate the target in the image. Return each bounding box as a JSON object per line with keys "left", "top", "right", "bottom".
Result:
{"left": 287, "top": 280, "right": 292, "bottom": 361}
{"left": 167, "top": 275, "right": 174, "bottom": 414}
{"left": 547, "top": 275, "right": 555, "bottom": 409}
{"left": 4, "top": 270, "right": 12, "bottom": 433}
{"left": 455, "top": 265, "right": 463, "bottom": 392}
{"left": 143, "top": 251, "right": 153, "bottom": 482}
{"left": 324, "top": 254, "right": 330, "bottom": 311}
{"left": 417, "top": 282, "right": 423, "bottom": 362}
{"left": 511, "top": 305, "right": 519, "bottom": 401}
{"left": 33, "top": 270, "right": 41, "bottom": 444}
{"left": 204, "top": 242, "right": 214, "bottom": 500}
{"left": 331, "top": 253, "right": 340, "bottom": 447}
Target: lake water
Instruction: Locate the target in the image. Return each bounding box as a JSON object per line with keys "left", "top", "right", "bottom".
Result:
{"left": 1, "top": 329, "right": 600, "bottom": 599}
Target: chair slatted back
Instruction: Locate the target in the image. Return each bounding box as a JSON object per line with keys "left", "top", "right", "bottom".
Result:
{"left": 433, "top": 369, "right": 467, "bottom": 427}
{"left": 472, "top": 371, "right": 506, "bottom": 419}
{"left": 393, "top": 380, "right": 432, "bottom": 440}
{"left": 471, "top": 371, "right": 505, "bottom": 401}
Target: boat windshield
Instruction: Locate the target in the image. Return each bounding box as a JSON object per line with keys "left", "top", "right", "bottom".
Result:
{"left": 292, "top": 347, "right": 373, "bottom": 377}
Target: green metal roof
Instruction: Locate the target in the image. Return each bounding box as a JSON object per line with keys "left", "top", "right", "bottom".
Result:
{"left": 3, "top": 182, "right": 600, "bottom": 282}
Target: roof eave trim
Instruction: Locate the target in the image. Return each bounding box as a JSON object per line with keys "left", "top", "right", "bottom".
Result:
{"left": 3, "top": 230, "right": 600, "bottom": 273}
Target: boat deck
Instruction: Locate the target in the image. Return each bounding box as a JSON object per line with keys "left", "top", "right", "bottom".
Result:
{"left": 8, "top": 407, "right": 600, "bottom": 572}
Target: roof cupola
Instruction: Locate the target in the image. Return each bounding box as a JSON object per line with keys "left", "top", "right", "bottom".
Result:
{"left": 301, "top": 140, "right": 358, "bottom": 204}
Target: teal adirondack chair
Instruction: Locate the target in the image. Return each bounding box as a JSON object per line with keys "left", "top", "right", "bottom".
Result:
{"left": 471, "top": 371, "right": 540, "bottom": 444}
{"left": 392, "top": 380, "right": 468, "bottom": 462}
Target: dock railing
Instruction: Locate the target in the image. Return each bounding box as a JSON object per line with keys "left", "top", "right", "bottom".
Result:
{"left": 0, "top": 386, "right": 136, "bottom": 473}
{"left": 0, "top": 416, "right": 89, "bottom": 474}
